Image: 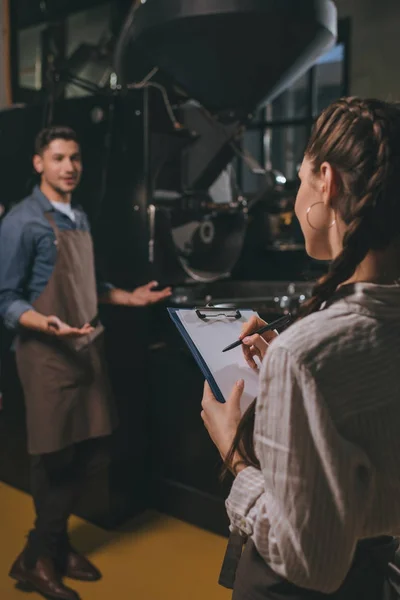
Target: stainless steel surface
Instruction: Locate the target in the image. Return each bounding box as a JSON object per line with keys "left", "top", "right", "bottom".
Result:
{"left": 170, "top": 280, "right": 314, "bottom": 316}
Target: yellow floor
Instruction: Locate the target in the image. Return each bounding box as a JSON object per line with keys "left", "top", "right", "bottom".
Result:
{"left": 0, "top": 482, "right": 232, "bottom": 600}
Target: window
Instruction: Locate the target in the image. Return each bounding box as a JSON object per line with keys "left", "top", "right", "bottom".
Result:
{"left": 315, "top": 43, "right": 345, "bottom": 114}
{"left": 13, "top": 2, "right": 112, "bottom": 102}
{"left": 65, "top": 3, "right": 113, "bottom": 98}
{"left": 18, "top": 23, "right": 46, "bottom": 91}
{"left": 236, "top": 20, "right": 350, "bottom": 192}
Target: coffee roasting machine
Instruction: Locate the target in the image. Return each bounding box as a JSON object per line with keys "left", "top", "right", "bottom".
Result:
{"left": 0, "top": 0, "right": 337, "bottom": 533}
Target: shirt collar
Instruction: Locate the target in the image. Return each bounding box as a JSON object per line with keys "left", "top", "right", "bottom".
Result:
{"left": 31, "top": 185, "right": 55, "bottom": 213}
{"left": 31, "top": 185, "right": 80, "bottom": 212}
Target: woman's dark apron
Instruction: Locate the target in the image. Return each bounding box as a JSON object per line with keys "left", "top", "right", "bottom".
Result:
{"left": 15, "top": 213, "right": 117, "bottom": 455}
{"left": 220, "top": 533, "right": 400, "bottom": 600}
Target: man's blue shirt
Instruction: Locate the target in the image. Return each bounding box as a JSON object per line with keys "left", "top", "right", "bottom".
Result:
{"left": 0, "top": 186, "right": 112, "bottom": 330}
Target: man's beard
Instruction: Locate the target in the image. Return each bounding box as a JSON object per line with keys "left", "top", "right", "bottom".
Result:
{"left": 47, "top": 178, "right": 78, "bottom": 196}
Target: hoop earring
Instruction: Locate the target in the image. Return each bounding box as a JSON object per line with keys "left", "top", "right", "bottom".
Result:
{"left": 306, "top": 202, "right": 336, "bottom": 231}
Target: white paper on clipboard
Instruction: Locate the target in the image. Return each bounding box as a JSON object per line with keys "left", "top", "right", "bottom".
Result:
{"left": 170, "top": 308, "right": 260, "bottom": 413}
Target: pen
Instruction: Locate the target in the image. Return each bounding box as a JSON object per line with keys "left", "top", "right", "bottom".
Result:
{"left": 222, "top": 313, "right": 292, "bottom": 353}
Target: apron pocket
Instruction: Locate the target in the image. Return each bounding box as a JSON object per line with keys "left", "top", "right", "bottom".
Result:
{"left": 43, "top": 343, "right": 94, "bottom": 389}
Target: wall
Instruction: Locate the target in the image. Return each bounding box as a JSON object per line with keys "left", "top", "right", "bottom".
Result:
{"left": 0, "top": 0, "right": 11, "bottom": 108}
{"left": 336, "top": 0, "right": 400, "bottom": 100}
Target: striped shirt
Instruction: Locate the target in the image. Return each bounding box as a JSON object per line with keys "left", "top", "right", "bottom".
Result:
{"left": 226, "top": 282, "right": 400, "bottom": 594}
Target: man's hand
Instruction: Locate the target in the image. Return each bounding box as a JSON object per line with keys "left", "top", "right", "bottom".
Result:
{"left": 240, "top": 315, "right": 278, "bottom": 370}
{"left": 99, "top": 281, "right": 172, "bottom": 307}
{"left": 124, "top": 281, "right": 172, "bottom": 307}
{"left": 19, "top": 310, "right": 93, "bottom": 337}
{"left": 46, "top": 316, "right": 94, "bottom": 338}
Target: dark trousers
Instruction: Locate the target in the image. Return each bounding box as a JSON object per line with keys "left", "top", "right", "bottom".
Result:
{"left": 24, "top": 437, "right": 109, "bottom": 568}
{"left": 231, "top": 537, "right": 400, "bottom": 600}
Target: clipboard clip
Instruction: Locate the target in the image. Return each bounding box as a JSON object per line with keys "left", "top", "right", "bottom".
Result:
{"left": 195, "top": 306, "right": 242, "bottom": 321}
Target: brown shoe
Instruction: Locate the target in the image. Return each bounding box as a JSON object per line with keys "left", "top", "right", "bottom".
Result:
{"left": 9, "top": 553, "right": 80, "bottom": 600}
{"left": 64, "top": 550, "right": 102, "bottom": 582}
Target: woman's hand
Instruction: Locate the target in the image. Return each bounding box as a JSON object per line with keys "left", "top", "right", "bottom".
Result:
{"left": 240, "top": 315, "right": 278, "bottom": 370}
{"left": 201, "top": 380, "right": 244, "bottom": 461}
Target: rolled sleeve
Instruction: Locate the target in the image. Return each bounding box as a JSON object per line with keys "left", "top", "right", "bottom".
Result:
{"left": 96, "top": 280, "right": 115, "bottom": 298}
{"left": 95, "top": 262, "right": 115, "bottom": 299}
{"left": 226, "top": 467, "right": 266, "bottom": 536}
{"left": 4, "top": 299, "right": 35, "bottom": 330}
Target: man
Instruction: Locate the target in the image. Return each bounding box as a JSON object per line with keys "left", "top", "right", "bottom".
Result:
{"left": 0, "top": 126, "right": 171, "bottom": 600}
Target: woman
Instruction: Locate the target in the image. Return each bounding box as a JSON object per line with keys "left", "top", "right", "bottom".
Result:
{"left": 201, "top": 97, "right": 400, "bottom": 599}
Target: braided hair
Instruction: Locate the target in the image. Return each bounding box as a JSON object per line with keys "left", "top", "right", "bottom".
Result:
{"left": 224, "top": 98, "right": 400, "bottom": 475}
{"left": 300, "top": 97, "right": 400, "bottom": 315}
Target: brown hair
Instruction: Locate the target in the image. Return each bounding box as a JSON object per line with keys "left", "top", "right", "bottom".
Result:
{"left": 34, "top": 126, "right": 80, "bottom": 156}
{"left": 224, "top": 97, "right": 400, "bottom": 475}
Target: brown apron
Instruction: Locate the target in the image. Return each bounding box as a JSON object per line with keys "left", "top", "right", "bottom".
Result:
{"left": 220, "top": 533, "right": 400, "bottom": 600}
{"left": 15, "top": 213, "right": 117, "bottom": 455}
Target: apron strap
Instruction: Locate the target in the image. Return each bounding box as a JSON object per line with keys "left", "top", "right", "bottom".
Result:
{"left": 44, "top": 212, "right": 61, "bottom": 241}
{"left": 218, "top": 532, "right": 246, "bottom": 589}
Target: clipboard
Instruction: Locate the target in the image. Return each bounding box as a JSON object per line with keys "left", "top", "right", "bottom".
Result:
{"left": 168, "top": 306, "right": 260, "bottom": 411}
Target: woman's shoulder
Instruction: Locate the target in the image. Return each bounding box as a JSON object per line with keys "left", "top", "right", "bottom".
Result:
{"left": 268, "top": 306, "right": 367, "bottom": 371}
